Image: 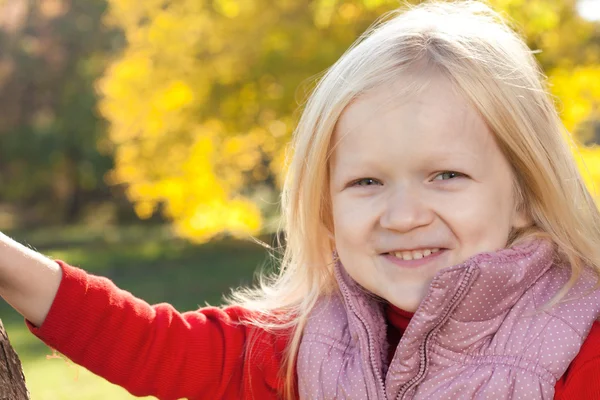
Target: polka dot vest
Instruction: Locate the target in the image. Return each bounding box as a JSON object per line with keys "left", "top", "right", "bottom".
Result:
{"left": 298, "top": 240, "right": 600, "bottom": 399}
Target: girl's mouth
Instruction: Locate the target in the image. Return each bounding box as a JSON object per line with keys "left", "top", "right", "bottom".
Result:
{"left": 388, "top": 248, "right": 440, "bottom": 261}
{"left": 382, "top": 248, "right": 447, "bottom": 268}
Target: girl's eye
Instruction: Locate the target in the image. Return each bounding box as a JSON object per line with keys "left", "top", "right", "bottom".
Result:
{"left": 432, "top": 171, "right": 464, "bottom": 181}
{"left": 351, "top": 178, "right": 381, "bottom": 187}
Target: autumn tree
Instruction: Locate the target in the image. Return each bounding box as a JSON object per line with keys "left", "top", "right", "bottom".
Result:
{"left": 99, "top": 0, "right": 600, "bottom": 242}
{"left": 491, "top": 0, "right": 600, "bottom": 189}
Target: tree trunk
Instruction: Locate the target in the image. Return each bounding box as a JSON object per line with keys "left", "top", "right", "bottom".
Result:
{"left": 0, "top": 319, "right": 30, "bottom": 400}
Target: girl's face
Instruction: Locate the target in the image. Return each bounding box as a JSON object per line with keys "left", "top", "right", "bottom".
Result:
{"left": 329, "top": 74, "right": 528, "bottom": 312}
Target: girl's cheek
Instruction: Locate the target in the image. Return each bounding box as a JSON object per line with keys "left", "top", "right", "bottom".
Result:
{"left": 335, "top": 195, "right": 372, "bottom": 218}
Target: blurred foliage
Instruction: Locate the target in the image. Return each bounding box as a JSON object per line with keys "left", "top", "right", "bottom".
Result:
{"left": 99, "top": 0, "right": 600, "bottom": 242}
{"left": 0, "top": 0, "right": 124, "bottom": 225}
{"left": 98, "top": 0, "right": 403, "bottom": 242}
{"left": 1, "top": 0, "right": 600, "bottom": 239}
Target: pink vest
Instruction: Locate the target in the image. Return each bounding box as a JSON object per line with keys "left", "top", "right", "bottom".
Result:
{"left": 298, "top": 240, "right": 600, "bottom": 399}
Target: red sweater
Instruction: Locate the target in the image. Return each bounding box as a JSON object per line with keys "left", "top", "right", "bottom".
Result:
{"left": 27, "top": 261, "right": 600, "bottom": 399}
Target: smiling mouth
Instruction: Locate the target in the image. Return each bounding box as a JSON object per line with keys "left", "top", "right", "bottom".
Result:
{"left": 386, "top": 248, "right": 441, "bottom": 261}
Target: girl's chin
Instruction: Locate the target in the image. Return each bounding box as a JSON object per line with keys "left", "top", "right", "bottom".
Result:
{"left": 384, "top": 292, "right": 425, "bottom": 312}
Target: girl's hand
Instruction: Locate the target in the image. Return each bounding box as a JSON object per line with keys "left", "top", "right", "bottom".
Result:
{"left": 0, "top": 232, "right": 62, "bottom": 327}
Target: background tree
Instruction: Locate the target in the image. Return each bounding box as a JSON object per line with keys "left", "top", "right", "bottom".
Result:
{"left": 1, "top": 0, "right": 598, "bottom": 238}
{"left": 0, "top": 0, "right": 121, "bottom": 225}
{"left": 493, "top": 0, "right": 600, "bottom": 189}
{"left": 98, "top": 0, "right": 600, "bottom": 243}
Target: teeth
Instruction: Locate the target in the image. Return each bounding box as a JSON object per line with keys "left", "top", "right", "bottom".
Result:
{"left": 392, "top": 248, "right": 440, "bottom": 261}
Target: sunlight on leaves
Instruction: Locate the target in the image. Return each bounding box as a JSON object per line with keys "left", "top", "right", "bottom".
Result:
{"left": 99, "top": 0, "right": 600, "bottom": 242}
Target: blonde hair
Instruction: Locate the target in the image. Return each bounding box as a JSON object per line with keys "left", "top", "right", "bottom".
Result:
{"left": 228, "top": 1, "right": 600, "bottom": 398}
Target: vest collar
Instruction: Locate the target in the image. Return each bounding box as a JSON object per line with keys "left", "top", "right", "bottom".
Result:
{"left": 334, "top": 239, "right": 556, "bottom": 398}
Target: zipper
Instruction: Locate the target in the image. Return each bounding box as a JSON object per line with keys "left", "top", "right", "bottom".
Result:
{"left": 395, "top": 266, "right": 478, "bottom": 399}
{"left": 338, "top": 281, "right": 387, "bottom": 399}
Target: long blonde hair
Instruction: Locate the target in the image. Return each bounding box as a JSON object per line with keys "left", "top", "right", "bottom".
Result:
{"left": 228, "top": 1, "right": 600, "bottom": 398}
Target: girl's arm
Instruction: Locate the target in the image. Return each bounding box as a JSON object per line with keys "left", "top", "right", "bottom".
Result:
{"left": 26, "top": 260, "right": 285, "bottom": 399}
{"left": 0, "top": 232, "right": 62, "bottom": 327}
{"left": 0, "top": 232, "right": 286, "bottom": 398}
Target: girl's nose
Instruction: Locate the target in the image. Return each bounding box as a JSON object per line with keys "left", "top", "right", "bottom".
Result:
{"left": 379, "top": 188, "right": 434, "bottom": 233}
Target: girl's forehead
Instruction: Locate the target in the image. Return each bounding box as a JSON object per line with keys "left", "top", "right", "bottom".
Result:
{"left": 332, "top": 75, "right": 486, "bottom": 152}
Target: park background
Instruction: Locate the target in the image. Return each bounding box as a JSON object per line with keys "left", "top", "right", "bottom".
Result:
{"left": 1, "top": 0, "right": 600, "bottom": 398}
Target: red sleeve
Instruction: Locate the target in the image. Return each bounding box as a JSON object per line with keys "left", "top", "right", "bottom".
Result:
{"left": 26, "top": 261, "right": 288, "bottom": 400}
{"left": 555, "top": 321, "right": 600, "bottom": 399}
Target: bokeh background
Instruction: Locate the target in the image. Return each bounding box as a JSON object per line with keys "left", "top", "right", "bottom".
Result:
{"left": 1, "top": 0, "right": 600, "bottom": 398}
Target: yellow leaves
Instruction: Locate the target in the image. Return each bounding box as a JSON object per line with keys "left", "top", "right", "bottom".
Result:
{"left": 314, "top": 0, "right": 338, "bottom": 28}
{"left": 550, "top": 66, "right": 600, "bottom": 200}
{"left": 183, "top": 129, "right": 219, "bottom": 182}
{"left": 222, "top": 135, "right": 262, "bottom": 172}
{"left": 98, "top": 0, "right": 600, "bottom": 243}
{"left": 148, "top": 12, "right": 181, "bottom": 48}
{"left": 549, "top": 66, "right": 600, "bottom": 132}
{"left": 270, "top": 144, "right": 290, "bottom": 188}
{"left": 315, "top": 0, "right": 399, "bottom": 27}
{"left": 112, "top": 146, "right": 145, "bottom": 182}
{"left": 213, "top": 54, "right": 244, "bottom": 85}
{"left": 222, "top": 136, "right": 245, "bottom": 156}
{"left": 133, "top": 201, "right": 156, "bottom": 220}
{"left": 486, "top": 0, "right": 600, "bottom": 201}
{"left": 120, "top": 124, "right": 264, "bottom": 240}
{"left": 102, "top": 0, "right": 145, "bottom": 27}
{"left": 159, "top": 81, "right": 195, "bottom": 112}
{"left": 211, "top": 0, "right": 257, "bottom": 19}
{"left": 361, "top": 0, "right": 393, "bottom": 11}
{"left": 175, "top": 198, "right": 261, "bottom": 243}
{"left": 575, "top": 146, "right": 600, "bottom": 198}
{"left": 96, "top": 52, "right": 154, "bottom": 144}
{"left": 224, "top": 199, "right": 262, "bottom": 234}
{"left": 146, "top": 11, "right": 210, "bottom": 57}
{"left": 339, "top": 3, "right": 360, "bottom": 23}
{"left": 104, "top": 52, "right": 152, "bottom": 90}
{"left": 99, "top": 0, "right": 399, "bottom": 243}
{"left": 268, "top": 119, "right": 287, "bottom": 138}
{"left": 263, "top": 31, "right": 291, "bottom": 54}
{"left": 166, "top": 129, "right": 263, "bottom": 241}
{"left": 213, "top": 0, "right": 242, "bottom": 18}
{"left": 103, "top": 0, "right": 177, "bottom": 37}
{"left": 524, "top": 0, "right": 560, "bottom": 32}
{"left": 489, "top": 0, "right": 560, "bottom": 31}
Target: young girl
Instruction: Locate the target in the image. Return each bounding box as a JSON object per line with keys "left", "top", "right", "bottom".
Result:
{"left": 2, "top": 1, "right": 600, "bottom": 399}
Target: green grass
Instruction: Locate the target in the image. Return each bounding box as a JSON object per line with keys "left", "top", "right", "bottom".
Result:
{"left": 0, "top": 224, "right": 273, "bottom": 399}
